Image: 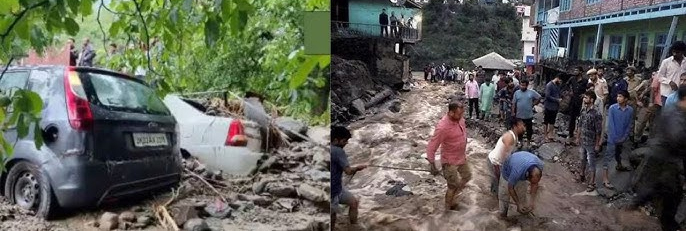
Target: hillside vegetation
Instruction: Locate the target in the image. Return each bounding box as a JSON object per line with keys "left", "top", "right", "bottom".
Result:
{"left": 412, "top": 1, "right": 523, "bottom": 69}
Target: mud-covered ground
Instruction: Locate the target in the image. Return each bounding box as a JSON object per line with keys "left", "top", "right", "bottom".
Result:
{"left": 334, "top": 73, "right": 660, "bottom": 231}
{"left": 0, "top": 127, "right": 331, "bottom": 231}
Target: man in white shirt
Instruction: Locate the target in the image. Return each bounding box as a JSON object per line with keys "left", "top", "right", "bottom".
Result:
{"left": 657, "top": 41, "right": 686, "bottom": 106}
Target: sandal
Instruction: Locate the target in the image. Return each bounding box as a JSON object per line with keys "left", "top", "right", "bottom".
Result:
{"left": 604, "top": 182, "right": 615, "bottom": 189}
{"left": 586, "top": 184, "right": 596, "bottom": 192}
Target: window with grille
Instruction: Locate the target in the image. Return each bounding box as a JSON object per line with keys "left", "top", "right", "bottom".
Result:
{"left": 560, "top": 0, "right": 571, "bottom": 11}
{"left": 585, "top": 36, "right": 595, "bottom": 60}
{"left": 638, "top": 34, "right": 648, "bottom": 61}
{"left": 608, "top": 35, "right": 623, "bottom": 59}
{"left": 586, "top": 0, "right": 600, "bottom": 4}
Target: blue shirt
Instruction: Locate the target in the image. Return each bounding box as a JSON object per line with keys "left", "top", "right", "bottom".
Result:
{"left": 544, "top": 81, "right": 561, "bottom": 111}
{"left": 502, "top": 151, "right": 544, "bottom": 186}
{"left": 513, "top": 89, "right": 541, "bottom": 119}
{"left": 665, "top": 92, "right": 679, "bottom": 110}
{"left": 330, "top": 145, "right": 350, "bottom": 198}
{"left": 607, "top": 103, "right": 634, "bottom": 144}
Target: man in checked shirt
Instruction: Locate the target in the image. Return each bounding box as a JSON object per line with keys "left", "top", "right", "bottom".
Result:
{"left": 426, "top": 101, "right": 472, "bottom": 211}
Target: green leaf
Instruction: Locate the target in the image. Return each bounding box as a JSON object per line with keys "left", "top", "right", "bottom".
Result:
{"left": 289, "top": 56, "right": 317, "bottom": 89}
{"left": 80, "top": 0, "right": 92, "bottom": 16}
{"left": 109, "top": 20, "right": 122, "bottom": 36}
{"left": 235, "top": 0, "right": 254, "bottom": 12}
{"left": 221, "top": 0, "right": 233, "bottom": 20}
{"left": 0, "top": 137, "right": 13, "bottom": 162}
{"left": 66, "top": 0, "right": 79, "bottom": 14}
{"left": 24, "top": 91, "right": 43, "bottom": 113}
{"left": 14, "top": 18, "right": 30, "bottom": 40}
{"left": 0, "top": 0, "right": 20, "bottom": 15}
{"left": 317, "top": 55, "right": 330, "bottom": 68}
{"left": 64, "top": 17, "right": 79, "bottom": 35}
{"left": 33, "top": 120, "right": 43, "bottom": 150}
{"left": 16, "top": 114, "right": 27, "bottom": 138}
{"left": 204, "top": 16, "right": 220, "bottom": 48}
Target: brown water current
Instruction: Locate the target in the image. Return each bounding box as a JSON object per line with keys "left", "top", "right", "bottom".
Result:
{"left": 335, "top": 74, "right": 660, "bottom": 231}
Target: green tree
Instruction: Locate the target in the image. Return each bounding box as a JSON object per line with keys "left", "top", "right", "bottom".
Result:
{"left": 0, "top": 0, "right": 330, "bottom": 169}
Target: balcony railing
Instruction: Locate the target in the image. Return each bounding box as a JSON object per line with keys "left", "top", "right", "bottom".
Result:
{"left": 332, "top": 21, "right": 420, "bottom": 42}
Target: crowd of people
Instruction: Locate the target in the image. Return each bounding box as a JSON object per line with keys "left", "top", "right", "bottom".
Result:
{"left": 378, "top": 8, "right": 416, "bottom": 38}
{"left": 66, "top": 37, "right": 163, "bottom": 81}
{"left": 330, "top": 41, "right": 686, "bottom": 231}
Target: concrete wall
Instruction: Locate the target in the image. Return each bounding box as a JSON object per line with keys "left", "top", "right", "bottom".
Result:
{"left": 349, "top": 0, "right": 421, "bottom": 26}
{"left": 523, "top": 41, "right": 537, "bottom": 62}
{"left": 560, "top": 0, "right": 684, "bottom": 21}
{"left": 19, "top": 45, "right": 70, "bottom": 66}
{"left": 332, "top": 37, "right": 406, "bottom": 87}
{"left": 573, "top": 17, "right": 686, "bottom": 66}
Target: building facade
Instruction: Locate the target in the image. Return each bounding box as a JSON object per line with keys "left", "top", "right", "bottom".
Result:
{"left": 518, "top": 5, "right": 538, "bottom": 73}
{"left": 532, "top": 0, "right": 685, "bottom": 68}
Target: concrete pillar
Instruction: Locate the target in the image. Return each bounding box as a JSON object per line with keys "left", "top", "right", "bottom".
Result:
{"left": 565, "top": 27, "right": 572, "bottom": 57}
{"left": 594, "top": 23, "right": 603, "bottom": 65}
{"left": 661, "top": 16, "right": 679, "bottom": 61}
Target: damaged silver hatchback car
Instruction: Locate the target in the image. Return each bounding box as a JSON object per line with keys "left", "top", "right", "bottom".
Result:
{"left": 0, "top": 66, "right": 183, "bottom": 219}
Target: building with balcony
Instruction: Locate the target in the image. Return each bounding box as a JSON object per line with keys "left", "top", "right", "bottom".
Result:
{"left": 332, "top": 0, "right": 424, "bottom": 87}
{"left": 531, "top": 0, "right": 685, "bottom": 68}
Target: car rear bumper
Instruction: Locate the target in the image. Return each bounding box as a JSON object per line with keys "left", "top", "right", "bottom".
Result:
{"left": 50, "top": 155, "right": 182, "bottom": 208}
{"left": 184, "top": 146, "right": 262, "bottom": 176}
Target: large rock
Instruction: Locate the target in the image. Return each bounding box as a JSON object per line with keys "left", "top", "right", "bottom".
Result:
{"left": 297, "top": 184, "right": 328, "bottom": 203}
{"left": 536, "top": 142, "right": 565, "bottom": 161}
{"left": 99, "top": 212, "right": 119, "bottom": 230}
{"left": 265, "top": 182, "right": 298, "bottom": 198}
{"left": 172, "top": 205, "right": 199, "bottom": 226}
{"left": 237, "top": 194, "right": 274, "bottom": 207}
{"left": 204, "top": 201, "right": 232, "bottom": 218}
{"left": 253, "top": 177, "right": 275, "bottom": 194}
{"left": 351, "top": 99, "right": 366, "bottom": 115}
{"left": 306, "top": 126, "right": 330, "bottom": 145}
{"left": 183, "top": 218, "right": 210, "bottom": 231}
{"left": 275, "top": 117, "right": 308, "bottom": 141}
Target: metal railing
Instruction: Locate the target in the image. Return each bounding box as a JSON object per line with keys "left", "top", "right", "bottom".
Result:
{"left": 331, "top": 21, "right": 419, "bottom": 41}
{"left": 536, "top": 11, "right": 548, "bottom": 25}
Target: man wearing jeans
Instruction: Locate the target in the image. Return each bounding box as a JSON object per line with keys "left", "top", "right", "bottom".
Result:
{"left": 603, "top": 90, "right": 634, "bottom": 189}
{"left": 427, "top": 101, "right": 472, "bottom": 211}
{"left": 512, "top": 80, "right": 541, "bottom": 147}
{"left": 498, "top": 151, "right": 544, "bottom": 218}
{"left": 575, "top": 91, "right": 603, "bottom": 192}
{"left": 330, "top": 126, "right": 368, "bottom": 229}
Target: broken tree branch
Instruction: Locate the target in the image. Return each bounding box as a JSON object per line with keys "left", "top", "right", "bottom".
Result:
{"left": 97, "top": 0, "right": 108, "bottom": 51}
{"left": 184, "top": 168, "right": 227, "bottom": 202}
{"left": 153, "top": 188, "right": 180, "bottom": 231}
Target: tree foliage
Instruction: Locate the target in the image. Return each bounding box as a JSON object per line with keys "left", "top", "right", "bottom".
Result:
{"left": 0, "top": 0, "right": 330, "bottom": 169}
{"left": 412, "top": 1, "right": 522, "bottom": 69}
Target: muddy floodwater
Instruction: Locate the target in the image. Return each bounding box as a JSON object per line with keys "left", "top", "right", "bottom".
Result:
{"left": 335, "top": 74, "right": 660, "bottom": 231}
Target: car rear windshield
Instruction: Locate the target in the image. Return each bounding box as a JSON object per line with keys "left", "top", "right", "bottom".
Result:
{"left": 81, "top": 71, "right": 171, "bottom": 115}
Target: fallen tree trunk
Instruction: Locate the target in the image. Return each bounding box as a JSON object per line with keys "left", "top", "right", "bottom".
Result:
{"left": 364, "top": 89, "right": 394, "bottom": 108}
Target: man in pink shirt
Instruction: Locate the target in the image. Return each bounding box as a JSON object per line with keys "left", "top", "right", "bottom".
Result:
{"left": 426, "top": 101, "right": 472, "bottom": 211}
{"left": 465, "top": 74, "right": 480, "bottom": 119}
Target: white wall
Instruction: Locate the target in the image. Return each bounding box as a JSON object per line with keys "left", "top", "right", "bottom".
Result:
{"left": 520, "top": 5, "right": 537, "bottom": 62}
{"left": 523, "top": 41, "right": 536, "bottom": 62}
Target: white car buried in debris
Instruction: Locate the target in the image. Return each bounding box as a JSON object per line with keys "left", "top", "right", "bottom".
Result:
{"left": 163, "top": 94, "right": 263, "bottom": 176}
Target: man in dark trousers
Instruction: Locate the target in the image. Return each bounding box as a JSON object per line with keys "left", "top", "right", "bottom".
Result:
{"left": 67, "top": 38, "right": 78, "bottom": 66}
{"left": 330, "top": 126, "right": 368, "bottom": 230}
{"left": 566, "top": 66, "right": 589, "bottom": 143}
{"left": 512, "top": 79, "right": 541, "bottom": 147}
{"left": 629, "top": 85, "right": 686, "bottom": 231}
{"left": 379, "top": 9, "right": 389, "bottom": 37}
{"left": 543, "top": 74, "right": 562, "bottom": 142}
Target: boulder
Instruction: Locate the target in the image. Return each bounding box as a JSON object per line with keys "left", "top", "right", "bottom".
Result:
{"left": 172, "top": 205, "right": 199, "bottom": 226}
{"left": 274, "top": 198, "right": 299, "bottom": 212}
{"left": 237, "top": 194, "right": 274, "bottom": 207}
{"left": 98, "top": 212, "right": 119, "bottom": 230}
{"left": 183, "top": 218, "right": 210, "bottom": 231}
{"left": 252, "top": 178, "right": 275, "bottom": 194}
{"left": 306, "top": 169, "right": 330, "bottom": 182}
{"left": 118, "top": 211, "right": 136, "bottom": 223}
{"left": 204, "top": 201, "right": 232, "bottom": 218}
{"left": 265, "top": 183, "right": 298, "bottom": 198}
{"left": 275, "top": 117, "right": 309, "bottom": 141}
{"left": 257, "top": 156, "right": 279, "bottom": 172}
{"left": 297, "top": 184, "right": 328, "bottom": 203}
{"left": 351, "top": 99, "right": 366, "bottom": 115}
{"left": 536, "top": 142, "right": 565, "bottom": 161}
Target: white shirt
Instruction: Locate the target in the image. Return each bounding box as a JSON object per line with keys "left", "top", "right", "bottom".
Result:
{"left": 512, "top": 77, "right": 520, "bottom": 86}
{"left": 488, "top": 130, "right": 518, "bottom": 165}
{"left": 492, "top": 75, "right": 501, "bottom": 83}
{"left": 657, "top": 56, "right": 686, "bottom": 97}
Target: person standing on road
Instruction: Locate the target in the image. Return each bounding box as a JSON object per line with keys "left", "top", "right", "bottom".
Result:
{"left": 575, "top": 91, "right": 603, "bottom": 192}
{"left": 465, "top": 74, "right": 480, "bottom": 119}
{"left": 498, "top": 78, "right": 515, "bottom": 124}
{"left": 488, "top": 119, "right": 525, "bottom": 196}
{"left": 588, "top": 68, "right": 609, "bottom": 143}
{"left": 625, "top": 66, "right": 644, "bottom": 148}
{"left": 635, "top": 71, "right": 662, "bottom": 139}
{"left": 330, "top": 126, "right": 368, "bottom": 230}
{"left": 476, "top": 66, "right": 486, "bottom": 86}
{"left": 629, "top": 85, "right": 686, "bottom": 231}
{"left": 603, "top": 90, "right": 634, "bottom": 189}
{"left": 78, "top": 38, "right": 96, "bottom": 67}
{"left": 498, "top": 151, "right": 544, "bottom": 218}
{"left": 479, "top": 79, "right": 496, "bottom": 121}
{"left": 426, "top": 101, "right": 472, "bottom": 211}
{"left": 566, "top": 66, "right": 589, "bottom": 143}
{"left": 543, "top": 74, "right": 562, "bottom": 142}
{"left": 512, "top": 80, "right": 541, "bottom": 147}
{"left": 379, "top": 9, "right": 389, "bottom": 37}
{"left": 67, "top": 38, "right": 78, "bottom": 66}
{"left": 657, "top": 41, "right": 686, "bottom": 107}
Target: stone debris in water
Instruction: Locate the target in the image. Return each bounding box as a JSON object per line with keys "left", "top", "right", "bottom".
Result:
{"left": 385, "top": 182, "right": 413, "bottom": 197}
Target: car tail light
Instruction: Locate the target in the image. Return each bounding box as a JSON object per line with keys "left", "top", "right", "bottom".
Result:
{"left": 64, "top": 67, "right": 93, "bottom": 130}
{"left": 225, "top": 120, "right": 247, "bottom": 146}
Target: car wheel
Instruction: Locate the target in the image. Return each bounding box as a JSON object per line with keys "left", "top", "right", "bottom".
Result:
{"left": 4, "top": 161, "right": 56, "bottom": 219}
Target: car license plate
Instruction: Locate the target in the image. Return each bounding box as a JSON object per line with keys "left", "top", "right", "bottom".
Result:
{"left": 132, "top": 133, "right": 168, "bottom": 147}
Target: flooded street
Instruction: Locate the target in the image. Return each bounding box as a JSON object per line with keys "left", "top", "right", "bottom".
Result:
{"left": 335, "top": 74, "right": 660, "bottom": 231}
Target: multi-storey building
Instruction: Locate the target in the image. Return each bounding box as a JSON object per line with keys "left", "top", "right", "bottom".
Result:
{"left": 518, "top": 5, "right": 538, "bottom": 73}
{"left": 531, "top": 0, "right": 685, "bottom": 68}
